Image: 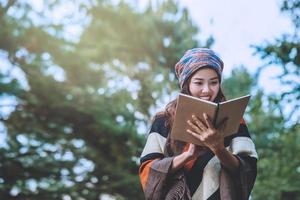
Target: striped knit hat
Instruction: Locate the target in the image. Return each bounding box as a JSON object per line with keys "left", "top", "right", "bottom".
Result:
{"left": 175, "top": 48, "right": 224, "bottom": 89}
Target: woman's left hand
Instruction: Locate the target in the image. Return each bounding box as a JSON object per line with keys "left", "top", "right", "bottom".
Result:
{"left": 186, "top": 113, "right": 227, "bottom": 153}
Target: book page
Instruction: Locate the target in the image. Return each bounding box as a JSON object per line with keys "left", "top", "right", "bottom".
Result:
{"left": 216, "top": 95, "right": 250, "bottom": 136}
{"left": 170, "top": 93, "right": 217, "bottom": 145}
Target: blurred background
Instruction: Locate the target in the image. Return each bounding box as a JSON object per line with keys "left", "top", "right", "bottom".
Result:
{"left": 0, "top": 0, "right": 299, "bottom": 199}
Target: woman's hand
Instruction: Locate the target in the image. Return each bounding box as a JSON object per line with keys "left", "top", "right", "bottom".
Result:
{"left": 185, "top": 114, "right": 239, "bottom": 172}
{"left": 171, "top": 143, "right": 208, "bottom": 172}
{"left": 184, "top": 143, "right": 208, "bottom": 160}
{"left": 186, "top": 113, "right": 227, "bottom": 153}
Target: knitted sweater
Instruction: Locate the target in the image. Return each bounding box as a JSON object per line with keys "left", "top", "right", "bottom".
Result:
{"left": 139, "top": 115, "right": 258, "bottom": 200}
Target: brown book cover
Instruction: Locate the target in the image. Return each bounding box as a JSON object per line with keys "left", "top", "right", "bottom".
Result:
{"left": 170, "top": 93, "right": 250, "bottom": 145}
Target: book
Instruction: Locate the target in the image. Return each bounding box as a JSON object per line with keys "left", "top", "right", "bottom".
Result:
{"left": 170, "top": 93, "right": 251, "bottom": 145}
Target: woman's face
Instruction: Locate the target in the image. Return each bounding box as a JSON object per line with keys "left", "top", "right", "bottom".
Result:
{"left": 188, "top": 68, "right": 220, "bottom": 102}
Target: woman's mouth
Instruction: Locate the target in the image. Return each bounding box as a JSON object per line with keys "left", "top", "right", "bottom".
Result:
{"left": 199, "top": 96, "right": 211, "bottom": 101}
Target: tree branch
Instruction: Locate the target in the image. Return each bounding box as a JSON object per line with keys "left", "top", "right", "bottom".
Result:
{"left": 0, "top": 0, "right": 17, "bottom": 17}
{"left": 4, "top": 0, "right": 16, "bottom": 13}
{"left": 0, "top": 104, "right": 18, "bottom": 108}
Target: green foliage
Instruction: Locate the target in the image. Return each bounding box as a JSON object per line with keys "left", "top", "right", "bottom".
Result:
{"left": 0, "top": 0, "right": 205, "bottom": 199}
{"left": 255, "top": 37, "right": 300, "bottom": 110}
{"left": 281, "top": 0, "right": 300, "bottom": 28}
{"left": 222, "top": 66, "right": 255, "bottom": 99}
{"left": 251, "top": 0, "right": 300, "bottom": 199}
{"left": 0, "top": 72, "right": 23, "bottom": 97}
{"left": 254, "top": 0, "right": 300, "bottom": 120}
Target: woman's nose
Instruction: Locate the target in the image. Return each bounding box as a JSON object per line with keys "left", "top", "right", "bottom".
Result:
{"left": 202, "top": 84, "right": 210, "bottom": 92}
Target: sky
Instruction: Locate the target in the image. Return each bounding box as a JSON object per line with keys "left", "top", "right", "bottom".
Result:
{"left": 181, "top": 0, "right": 295, "bottom": 93}
{"left": 139, "top": 0, "right": 294, "bottom": 94}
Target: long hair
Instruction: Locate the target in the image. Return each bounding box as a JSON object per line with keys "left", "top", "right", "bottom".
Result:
{"left": 163, "top": 69, "right": 227, "bottom": 156}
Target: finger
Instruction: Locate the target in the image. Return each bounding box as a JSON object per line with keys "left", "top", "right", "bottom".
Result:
{"left": 187, "top": 119, "right": 202, "bottom": 132}
{"left": 188, "top": 143, "right": 195, "bottom": 151}
{"left": 203, "top": 113, "right": 214, "bottom": 128}
{"left": 192, "top": 115, "right": 207, "bottom": 130}
{"left": 187, "top": 129, "right": 203, "bottom": 141}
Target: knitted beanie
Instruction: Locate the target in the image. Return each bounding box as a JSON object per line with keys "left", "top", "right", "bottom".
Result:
{"left": 175, "top": 48, "right": 224, "bottom": 89}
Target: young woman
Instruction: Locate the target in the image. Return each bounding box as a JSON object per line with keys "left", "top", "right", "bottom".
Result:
{"left": 139, "top": 48, "right": 258, "bottom": 200}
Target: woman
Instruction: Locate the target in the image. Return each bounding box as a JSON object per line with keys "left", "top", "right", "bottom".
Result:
{"left": 139, "top": 48, "right": 258, "bottom": 200}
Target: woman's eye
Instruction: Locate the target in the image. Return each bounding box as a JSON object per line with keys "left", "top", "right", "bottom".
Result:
{"left": 194, "top": 82, "right": 203, "bottom": 85}
{"left": 211, "top": 81, "right": 218, "bottom": 85}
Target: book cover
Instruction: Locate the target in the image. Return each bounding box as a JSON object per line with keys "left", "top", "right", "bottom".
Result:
{"left": 170, "top": 93, "right": 250, "bottom": 145}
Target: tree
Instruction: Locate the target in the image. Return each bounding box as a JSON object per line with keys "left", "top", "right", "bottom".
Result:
{"left": 0, "top": 0, "right": 209, "bottom": 199}
{"left": 252, "top": 0, "right": 300, "bottom": 199}
{"left": 254, "top": 0, "right": 300, "bottom": 123}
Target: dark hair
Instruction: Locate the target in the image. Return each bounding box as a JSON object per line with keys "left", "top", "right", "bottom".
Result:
{"left": 163, "top": 69, "right": 226, "bottom": 155}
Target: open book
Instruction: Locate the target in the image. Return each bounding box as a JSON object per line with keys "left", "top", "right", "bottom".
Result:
{"left": 170, "top": 93, "right": 250, "bottom": 145}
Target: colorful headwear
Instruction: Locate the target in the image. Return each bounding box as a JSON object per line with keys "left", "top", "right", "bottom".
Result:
{"left": 175, "top": 48, "right": 224, "bottom": 89}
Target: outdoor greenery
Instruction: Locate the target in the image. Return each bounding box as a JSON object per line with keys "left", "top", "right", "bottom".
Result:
{"left": 0, "top": 0, "right": 299, "bottom": 199}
